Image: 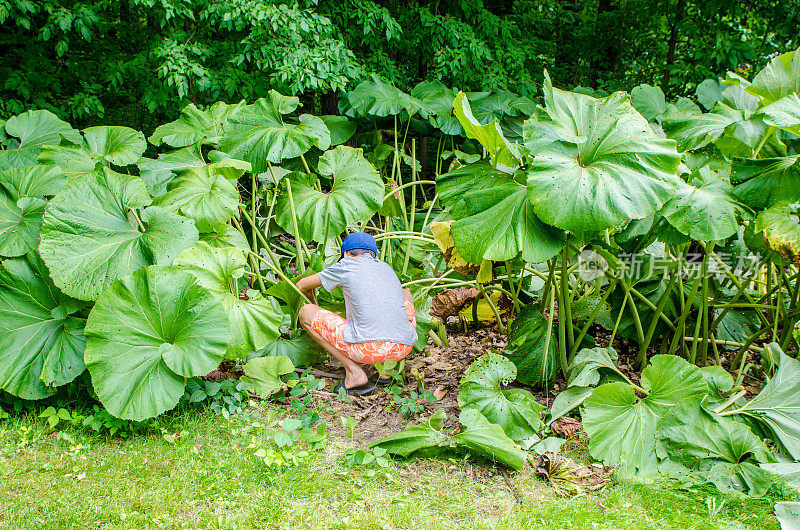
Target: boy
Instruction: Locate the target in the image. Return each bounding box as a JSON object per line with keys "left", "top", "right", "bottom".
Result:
{"left": 297, "top": 232, "right": 417, "bottom": 395}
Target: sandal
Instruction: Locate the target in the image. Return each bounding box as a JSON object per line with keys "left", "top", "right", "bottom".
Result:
{"left": 333, "top": 380, "right": 376, "bottom": 396}
{"left": 374, "top": 376, "right": 392, "bottom": 387}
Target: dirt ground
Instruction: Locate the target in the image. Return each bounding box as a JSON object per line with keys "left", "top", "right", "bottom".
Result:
{"left": 310, "top": 328, "right": 565, "bottom": 444}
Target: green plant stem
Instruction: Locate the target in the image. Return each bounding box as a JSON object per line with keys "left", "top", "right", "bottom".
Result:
{"left": 228, "top": 215, "right": 267, "bottom": 293}
{"left": 300, "top": 154, "right": 312, "bottom": 174}
{"left": 505, "top": 261, "right": 521, "bottom": 315}
{"left": 373, "top": 234, "right": 435, "bottom": 245}
{"left": 780, "top": 270, "right": 800, "bottom": 350}
{"left": 478, "top": 283, "right": 504, "bottom": 333}
{"left": 320, "top": 212, "right": 331, "bottom": 258}
{"left": 249, "top": 252, "right": 311, "bottom": 305}
{"left": 712, "top": 389, "right": 748, "bottom": 415}
{"left": 251, "top": 172, "right": 258, "bottom": 252}
{"left": 700, "top": 243, "right": 712, "bottom": 366}
{"left": 708, "top": 250, "right": 771, "bottom": 330}
{"left": 556, "top": 264, "right": 569, "bottom": 376}
{"left": 382, "top": 180, "right": 437, "bottom": 201}
{"left": 731, "top": 327, "right": 769, "bottom": 370}
{"left": 683, "top": 337, "right": 764, "bottom": 352}
{"left": 669, "top": 271, "right": 703, "bottom": 356}
{"left": 561, "top": 248, "right": 574, "bottom": 350}
{"left": 637, "top": 271, "right": 679, "bottom": 368}
{"left": 543, "top": 287, "right": 557, "bottom": 377}
{"left": 128, "top": 208, "right": 146, "bottom": 232}
{"left": 624, "top": 288, "right": 646, "bottom": 367}
{"left": 569, "top": 279, "right": 617, "bottom": 359}
{"left": 540, "top": 259, "right": 557, "bottom": 308}
{"left": 402, "top": 140, "right": 418, "bottom": 276}
{"left": 284, "top": 178, "right": 305, "bottom": 273}
{"left": 753, "top": 125, "right": 776, "bottom": 158}
{"left": 422, "top": 192, "right": 438, "bottom": 231}
{"left": 525, "top": 264, "right": 557, "bottom": 283}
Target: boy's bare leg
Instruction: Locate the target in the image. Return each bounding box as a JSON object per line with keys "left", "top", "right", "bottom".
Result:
{"left": 298, "top": 304, "right": 369, "bottom": 389}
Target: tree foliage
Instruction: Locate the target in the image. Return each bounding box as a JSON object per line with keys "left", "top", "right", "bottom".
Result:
{"left": 1, "top": 1, "right": 797, "bottom": 130}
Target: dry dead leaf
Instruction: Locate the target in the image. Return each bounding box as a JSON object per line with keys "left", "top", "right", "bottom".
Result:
{"left": 550, "top": 417, "right": 583, "bottom": 438}
{"left": 431, "top": 287, "right": 479, "bottom": 320}
{"left": 534, "top": 452, "right": 614, "bottom": 497}
{"left": 433, "top": 386, "right": 448, "bottom": 400}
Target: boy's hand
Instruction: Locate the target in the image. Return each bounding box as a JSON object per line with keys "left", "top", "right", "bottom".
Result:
{"left": 296, "top": 274, "right": 322, "bottom": 305}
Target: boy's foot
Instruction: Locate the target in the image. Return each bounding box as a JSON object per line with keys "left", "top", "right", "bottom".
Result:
{"left": 333, "top": 380, "right": 376, "bottom": 396}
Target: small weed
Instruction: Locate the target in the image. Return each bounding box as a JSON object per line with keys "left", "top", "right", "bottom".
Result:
{"left": 182, "top": 377, "right": 249, "bottom": 418}
{"left": 376, "top": 359, "right": 435, "bottom": 417}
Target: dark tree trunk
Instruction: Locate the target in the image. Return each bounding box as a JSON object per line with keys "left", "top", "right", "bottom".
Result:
{"left": 664, "top": 0, "right": 686, "bottom": 89}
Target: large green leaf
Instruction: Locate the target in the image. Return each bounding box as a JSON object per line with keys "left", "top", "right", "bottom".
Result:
{"left": 220, "top": 91, "right": 330, "bottom": 172}
{"left": 436, "top": 162, "right": 564, "bottom": 264}
{"left": 731, "top": 155, "right": 800, "bottom": 210}
{"left": 368, "top": 409, "right": 525, "bottom": 470}
{"left": 0, "top": 253, "right": 86, "bottom": 399}
{"left": 658, "top": 402, "right": 774, "bottom": 464}
{"left": 0, "top": 192, "right": 44, "bottom": 258}
{"left": 729, "top": 343, "right": 800, "bottom": 459}
{"left": 630, "top": 84, "right": 667, "bottom": 123}
{"left": 457, "top": 352, "right": 545, "bottom": 442}
{"left": 136, "top": 143, "right": 207, "bottom": 197}
{"left": 173, "top": 241, "right": 282, "bottom": 358}
{"left": 467, "top": 91, "right": 535, "bottom": 124}
{"left": 411, "top": 81, "right": 462, "bottom": 135}
{"left": 0, "top": 110, "right": 81, "bottom": 170}
{"left": 254, "top": 330, "right": 326, "bottom": 368}
{"left": 661, "top": 170, "right": 743, "bottom": 241}
{"left": 696, "top": 79, "right": 725, "bottom": 110}
{"left": 747, "top": 48, "right": 800, "bottom": 105}
{"left": 759, "top": 93, "right": 800, "bottom": 135}
{"left": 452, "top": 92, "right": 521, "bottom": 171}
{"left": 761, "top": 463, "right": 800, "bottom": 492}
{"left": 502, "top": 306, "right": 558, "bottom": 386}
{"left": 662, "top": 102, "right": 742, "bottom": 152}
{"left": 39, "top": 168, "right": 199, "bottom": 300}
{"left": 275, "top": 146, "right": 383, "bottom": 242}
{"left": 568, "top": 347, "right": 620, "bottom": 387}
{"left": 155, "top": 163, "right": 242, "bottom": 231}
{"left": 452, "top": 409, "right": 526, "bottom": 471}
{"left": 318, "top": 115, "right": 356, "bottom": 146}
{"left": 368, "top": 409, "right": 449, "bottom": 459}
{"left": 755, "top": 204, "right": 800, "bottom": 264}
{"left": 526, "top": 73, "right": 680, "bottom": 232}
{"left": 0, "top": 165, "right": 66, "bottom": 257}
{"left": 39, "top": 126, "right": 146, "bottom": 175}
{"left": 84, "top": 266, "right": 229, "bottom": 420}
{"left": 582, "top": 354, "right": 707, "bottom": 475}
{"left": 775, "top": 502, "right": 800, "bottom": 530}
{"left": 82, "top": 126, "right": 146, "bottom": 166}
{"left": 149, "top": 101, "right": 245, "bottom": 148}
{"left": 657, "top": 403, "right": 774, "bottom": 496}
{"left": 37, "top": 145, "right": 97, "bottom": 181}
{"left": 340, "top": 75, "right": 420, "bottom": 118}
{"left": 241, "top": 356, "right": 295, "bottom": 397}
{"left": 0, "top": 164, "right": 66, "bottom": 198}
{"left": 199, "top": 224, "right": 250, "bottom": 252}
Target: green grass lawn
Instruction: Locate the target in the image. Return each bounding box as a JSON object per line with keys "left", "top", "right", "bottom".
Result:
{"left": 0, "top": 406, "right": 795, "bottom": 530}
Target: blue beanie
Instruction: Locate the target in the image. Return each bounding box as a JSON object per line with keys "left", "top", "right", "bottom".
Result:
{"left": 340, "top": 232, "right": 378, "bottom": 259}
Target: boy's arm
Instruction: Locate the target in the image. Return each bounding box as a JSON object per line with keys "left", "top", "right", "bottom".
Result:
{"left": 296, "top": 274, "right": 322, "bottom": 304}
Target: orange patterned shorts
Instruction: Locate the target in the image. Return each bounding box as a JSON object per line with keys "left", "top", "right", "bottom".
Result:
{"left": 310, "top": 301, "right": 416, "bottom": 364}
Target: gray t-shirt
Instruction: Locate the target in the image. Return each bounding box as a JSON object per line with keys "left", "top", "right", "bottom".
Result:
{"left": 318, "top": 256, "right": 417, "bottom": 345}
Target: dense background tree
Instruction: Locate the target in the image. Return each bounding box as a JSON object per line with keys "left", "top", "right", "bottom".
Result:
{"left": 0, "top": 0, "right": 797, "bottom": 131}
